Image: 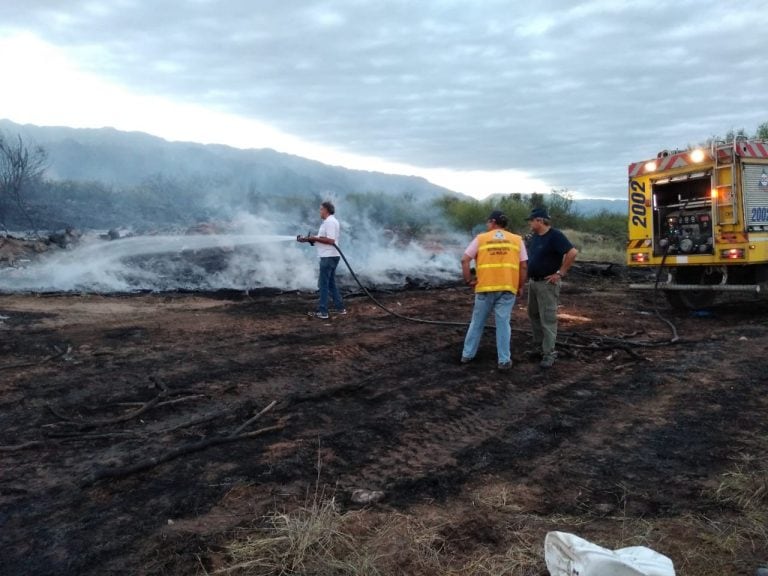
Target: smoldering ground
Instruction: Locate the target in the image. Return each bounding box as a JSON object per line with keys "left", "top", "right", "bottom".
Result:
{"left": 0, "top": 208, "right": 466, "bottom": 293}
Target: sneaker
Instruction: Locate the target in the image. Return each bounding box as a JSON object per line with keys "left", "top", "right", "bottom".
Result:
{"left": 336, "top": 309, "right": 348, "bottom": 315}
{"left": 497, "top": 362, "right": 512, "bottom": 371}
{"left": 460, "top": 356, "right": 473, "bottom": 364}
{"left": 539, "top": 354, "right": 556, "bottom": 369}
{"left": 307, "top": 311, "right": 329, "bottom": 319}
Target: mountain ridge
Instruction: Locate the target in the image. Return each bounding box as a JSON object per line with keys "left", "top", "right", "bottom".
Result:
{"left": 0, "top": 119, "right": 454, "bottom": 196}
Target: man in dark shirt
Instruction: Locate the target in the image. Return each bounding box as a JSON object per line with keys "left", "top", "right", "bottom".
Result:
{"left": 525, "top": 207, "right": 578, "bottom": 368}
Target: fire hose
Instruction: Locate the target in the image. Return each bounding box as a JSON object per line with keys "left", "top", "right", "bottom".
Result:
{"left": 652, "top": 241, "right": 680, "bottom": 342}
{"left": 296, "top": 234, "right": 469, "bottom": 327}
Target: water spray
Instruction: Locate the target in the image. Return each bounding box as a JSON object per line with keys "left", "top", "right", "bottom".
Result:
{"left": 0, "top": 233, "right": 302, "bottom": 293}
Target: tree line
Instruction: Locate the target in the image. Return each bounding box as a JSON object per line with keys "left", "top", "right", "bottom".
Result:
{"left": 0, "top": 130, "right": 626, "bottom": 240}
{"left": 433, "top": 190, "right": 626, "bottom": 242}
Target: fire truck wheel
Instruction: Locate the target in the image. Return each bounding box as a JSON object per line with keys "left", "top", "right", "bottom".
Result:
{"left": 665, "top": 267, "right": 723, "bottom": 310}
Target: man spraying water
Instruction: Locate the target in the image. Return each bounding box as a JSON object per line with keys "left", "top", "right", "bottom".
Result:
{"left": 297, "top": 201, "right": 347, "bottom": 319}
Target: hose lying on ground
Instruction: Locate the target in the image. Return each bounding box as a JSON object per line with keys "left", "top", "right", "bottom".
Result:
{"left": 333, "top": 241, "right": 469, "bottom": 327}
{"left": 331, "top": 241, "right": 681, "bottom": 349}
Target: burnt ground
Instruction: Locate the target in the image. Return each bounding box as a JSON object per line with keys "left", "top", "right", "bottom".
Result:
{"left": 1, "top": 267, "right": 767, "bottom": 575}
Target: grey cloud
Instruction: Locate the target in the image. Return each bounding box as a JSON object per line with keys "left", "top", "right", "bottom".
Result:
{"left": 3, "top": 0, "right": 768, "bottom": 199}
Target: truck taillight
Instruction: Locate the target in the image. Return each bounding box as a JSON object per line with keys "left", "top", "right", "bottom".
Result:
{"left": 631, "top": 252, "right": 649, "bottom": 263}
{"left": 721, "top": 248, "right": 745, "bottom": 259}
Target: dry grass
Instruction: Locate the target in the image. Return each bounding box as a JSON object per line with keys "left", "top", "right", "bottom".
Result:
{"left": 714, "top": 456, "right": 768, "bottom": 512}
{"left": 215, "top": 494, "right": 768, "bottom": 576}
{"left": 667, "top": 452, "right": 768, "bottom": 575}
{"left": 708, "top": 455, "right": 768, "bottom": 555}
{"left": 215, "top": 452, "right": 768, "bottom": 576}
{"left": 215, "top": 484, "right": 653, "bottom": 576}
{"left": 216, "top": 493, "right": 549, "bottom": 576}
{"left": 214, "top": 496, "right": 379, "bottom": 576}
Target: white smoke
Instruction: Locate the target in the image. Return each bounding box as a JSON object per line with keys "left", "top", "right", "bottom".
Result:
{"left": 0, "top": 210, "right": 466, "bottom": 293}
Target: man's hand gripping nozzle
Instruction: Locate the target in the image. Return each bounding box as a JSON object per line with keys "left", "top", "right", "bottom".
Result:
{"left": 296, "top": 231, "right": 315, "bottom": 246}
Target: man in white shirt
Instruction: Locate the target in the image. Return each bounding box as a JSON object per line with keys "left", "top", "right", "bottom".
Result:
{"left": 297, "top": 201, "right": 346, "bottom": 319}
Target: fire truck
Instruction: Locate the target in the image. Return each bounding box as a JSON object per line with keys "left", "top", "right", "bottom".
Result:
{"left": 626, "top": 138, "right": 768, "bottom": 308}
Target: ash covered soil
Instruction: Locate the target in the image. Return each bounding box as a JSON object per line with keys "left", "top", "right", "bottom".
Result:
{"left": 1, "top": 267, "right": 767, "bottom": 575}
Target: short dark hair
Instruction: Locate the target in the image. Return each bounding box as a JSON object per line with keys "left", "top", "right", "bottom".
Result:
{"left": 321, "top": 201, "right": 335, "bottom": 215}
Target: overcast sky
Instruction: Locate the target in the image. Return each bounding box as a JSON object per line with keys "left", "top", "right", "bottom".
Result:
{"left": 1, "top": 1, "right": 766, "bottom": 201}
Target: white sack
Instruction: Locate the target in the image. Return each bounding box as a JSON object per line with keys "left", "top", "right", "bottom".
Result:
{"left": 544, "top": 531, "right": 675, "bottom": 576}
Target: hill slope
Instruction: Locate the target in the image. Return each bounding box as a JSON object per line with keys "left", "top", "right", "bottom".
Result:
{"left": 0, "top": 119, "right": 457, "bottom": 229}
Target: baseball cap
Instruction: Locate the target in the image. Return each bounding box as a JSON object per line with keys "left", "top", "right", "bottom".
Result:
{"left": 488, "top": 210, "right": 505, "bottom": 222}
{"left": 526, "top": 207, "right": 550, "bottom": 220}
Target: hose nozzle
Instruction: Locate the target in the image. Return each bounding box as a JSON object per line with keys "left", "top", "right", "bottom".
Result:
{"left": 297, "top": 232, "right": 315, "bottom": 246}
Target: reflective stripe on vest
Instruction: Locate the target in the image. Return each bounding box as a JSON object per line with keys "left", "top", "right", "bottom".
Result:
{"left": 475, "top": 230, "right": 522, "bottom": 294}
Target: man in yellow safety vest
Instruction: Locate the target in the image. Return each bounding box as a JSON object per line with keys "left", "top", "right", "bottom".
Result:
{"left": 460, "top": 210, "right": 528, "bottom": 370}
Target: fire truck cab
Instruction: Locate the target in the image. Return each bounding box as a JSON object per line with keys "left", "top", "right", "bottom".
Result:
{"left": 626, "top": 139, "right": 768, "bottom": 308}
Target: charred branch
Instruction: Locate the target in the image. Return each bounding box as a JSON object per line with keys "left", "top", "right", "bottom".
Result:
{"left": 80, "top": 400, "right": 282, "bottom": 487}
{"left": 47, "top": 379, "right": 204, "bottom": 430}
{"left": 0, "top": 345, "right": 71, "bottom": 372}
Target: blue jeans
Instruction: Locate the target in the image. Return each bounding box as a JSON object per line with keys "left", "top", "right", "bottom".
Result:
{"left": 317, "top": 257, "right": 344, "bottom": 314}
{"left": 462, "top": 291, "right": 516, "bottom": 364}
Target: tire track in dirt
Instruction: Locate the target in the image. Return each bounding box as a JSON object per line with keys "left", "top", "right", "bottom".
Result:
{"left": 514, "top": 343, "right": 768, "bottom": 516}
{"left": 259, "top": 340, "right": 561, "bottom": 504}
